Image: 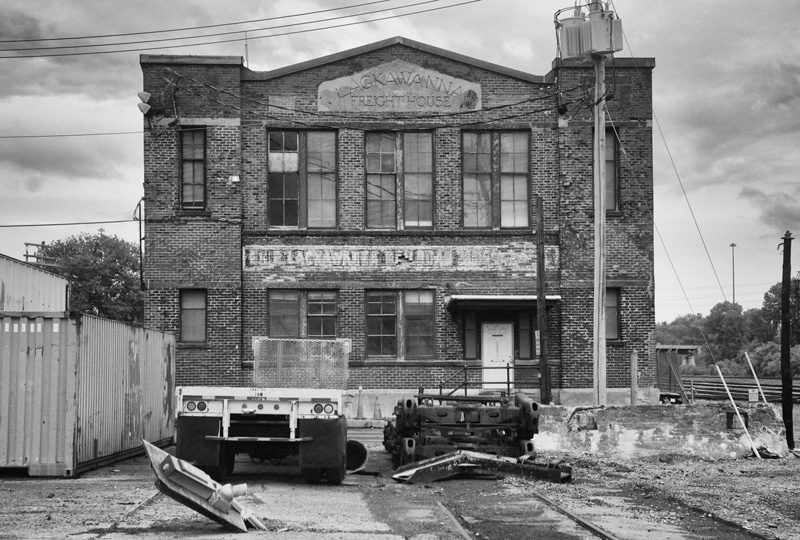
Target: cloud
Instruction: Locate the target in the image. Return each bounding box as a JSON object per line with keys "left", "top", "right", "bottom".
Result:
{"left": 0, "top": 8, "right": 41, "bottom": 40}
{"left": 739, "top": 187, "right": 800, "bottom": 232}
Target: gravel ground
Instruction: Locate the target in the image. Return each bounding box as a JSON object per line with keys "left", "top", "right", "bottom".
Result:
{"left": 1, "top": 435, "right": 798, "bottom": 539}
{"left": 527, "top": 448, "right": 800, "bottom": 540}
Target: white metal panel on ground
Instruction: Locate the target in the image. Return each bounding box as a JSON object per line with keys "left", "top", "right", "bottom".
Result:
{"left": 0, "top": 254, "right": 69, "bottom": 312}
{"left": 0, "top": 313, "right": 175, "bottom": 477}
{"left": 0, "top": 315, "right": 77, "bottom": 476}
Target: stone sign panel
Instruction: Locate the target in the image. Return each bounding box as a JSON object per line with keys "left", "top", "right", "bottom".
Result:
{"left": 318, "top": 59, "right": 481, "bottom": 113}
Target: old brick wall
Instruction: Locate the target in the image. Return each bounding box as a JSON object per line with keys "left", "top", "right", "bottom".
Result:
{"left": 556, "top": 59, "right": 656, "bottom": 391}
{"left": 140, "top": 44, "right": 655, "bottom": 395}
{"left": 142, "top": 57, "right": 245, "bottom": 385}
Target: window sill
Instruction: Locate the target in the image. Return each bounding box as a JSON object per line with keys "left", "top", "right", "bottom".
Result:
{"left": 177, "top": 209, "right": 212, "bottom": 217}
{"left": 352, "top": 359, "right": 461, "bottom": 368}
{"left": 251, "top": 229, "right": 538, "bottom": 237}
{"left": 177, "top": 342, "right": 210, "bottom": 349}
{"left": 607, "top": 340, "right": 626, "bottom": 347}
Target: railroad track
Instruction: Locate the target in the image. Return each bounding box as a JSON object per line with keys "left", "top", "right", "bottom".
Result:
{"left": 683, "top": 377, "right": 800, "bottom": 404}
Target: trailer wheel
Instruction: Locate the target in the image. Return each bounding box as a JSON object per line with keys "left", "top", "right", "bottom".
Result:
{"left": 301, "top": 467, "right": 323, "bottom": 484}
{"left": 325, "top": 462, "right": 346, "bottom": 485}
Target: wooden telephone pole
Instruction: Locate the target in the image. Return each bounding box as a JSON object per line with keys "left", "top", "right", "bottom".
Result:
{"left": 780, "top": 231, "right": 794, "bottom": 449}
{"left": 590, "top": 1, "right": 608, "bottom": 406}
{"left": 556, "top": 2, "right": 622, "bottom": 406}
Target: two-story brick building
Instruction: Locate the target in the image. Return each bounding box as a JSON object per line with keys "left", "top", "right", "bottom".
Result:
{"left": 140, "top": 36, "right": 656, "bottom": 406}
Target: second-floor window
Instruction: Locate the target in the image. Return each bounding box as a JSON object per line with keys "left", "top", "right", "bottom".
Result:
{"left": 462, "top": 131, "right": 530, "bottom": 228}
{"left": 605, "top": 130, "right": 618, "bottom": 211}
{"left": 366, "top": 132, "right": 433, "bottom": 229}
{"left": 268, "top": 131, "right": 337, "bottom": 228}
{"left": 181, "top": 129, "right": 206, "bottom": 209}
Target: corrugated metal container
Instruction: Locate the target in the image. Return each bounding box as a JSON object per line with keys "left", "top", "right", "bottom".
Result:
{"left": 0, "top": 313, "right": 175, "bottom": 476}
{"left": 0, "top": 254, "right": 69, "bottom": 312}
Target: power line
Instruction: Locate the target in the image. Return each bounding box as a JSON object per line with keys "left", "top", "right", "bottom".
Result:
{"left": 0, "top": 131, "right": 140, "bottom": 139}
{"left": 0, "top": 0, "right": 392, "bottom": 44}
{"left": 0, "top": 0, "right": 480, "bottom": 58}
{"left": 0, "top": 0, "right": 442, "bottom": 53}
{"left": 0, "top": 219, "right": 137, "bottom": 228}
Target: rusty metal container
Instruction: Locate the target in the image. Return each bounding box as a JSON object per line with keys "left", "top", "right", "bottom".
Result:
{"left": 0, "top": 254, "right": 69, "bottom": 312}
{"left": 0, "top": 313, "right": 175, "bottom": 476}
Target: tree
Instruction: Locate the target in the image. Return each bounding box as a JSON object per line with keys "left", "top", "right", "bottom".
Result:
{"left": 655, "top": 313, "right": 705, "bottom": 346}
{"left": 704, "top": 301, "right": 745, "bottom": 362}
{"left": 42, "top": 232, "right": 143, "bottom": 324}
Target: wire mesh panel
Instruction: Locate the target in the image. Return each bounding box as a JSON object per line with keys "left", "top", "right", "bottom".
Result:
{"left": 252, "top": 338, "right": 350, "bottom": 389}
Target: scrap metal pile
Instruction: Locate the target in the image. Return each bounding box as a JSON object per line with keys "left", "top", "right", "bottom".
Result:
{"left": 383, "top": 390, "right": 571, "bottom": 483}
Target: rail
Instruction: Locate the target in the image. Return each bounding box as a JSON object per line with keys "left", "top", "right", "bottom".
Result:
{"left": 684, "top": 377, "right": 800, "bottom": 404}
{"left": 437, "top": 364, "right": 539, "bottom": 397}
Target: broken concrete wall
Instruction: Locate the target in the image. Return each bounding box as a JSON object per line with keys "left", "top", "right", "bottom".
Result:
{"left": 535, "top": 402, "right": 790, "bottom": 460}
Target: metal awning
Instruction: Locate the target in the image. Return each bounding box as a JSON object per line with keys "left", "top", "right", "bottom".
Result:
{"left": 444, "top": 294, "right": 562, "bottom": 311}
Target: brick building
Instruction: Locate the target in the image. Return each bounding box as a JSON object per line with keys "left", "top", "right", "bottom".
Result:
{"left": 140, "top": 37, "right": 656, "bottom": 405}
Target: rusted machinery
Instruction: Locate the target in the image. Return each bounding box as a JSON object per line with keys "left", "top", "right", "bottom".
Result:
{"left": 383, "top": 389, "right": 571, "bottom": 483}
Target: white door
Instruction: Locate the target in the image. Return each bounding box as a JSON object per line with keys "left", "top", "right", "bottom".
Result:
{"left": 481, "top": 323, "right": 514, "bottom": 390}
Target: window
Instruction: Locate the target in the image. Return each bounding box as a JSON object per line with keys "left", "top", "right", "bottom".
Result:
{"left": 268, "top": 291, "right": 338, "bottom": 338}
{"left": 181, "top": 129, "right": 205, "bottom": 209}
{"left": 403, "top": 133, "right": 434, "bottom": 227}
{"left": 404, "top": 291, "right": 435, "bottom": 356}
{"left": 366, "top": 290, "right": 435, "bottom": 359}
{"left": 180, "top": 289, "right": 206, "bottom": 342}
{"left": 605, "top": 130, "right": 618, "bottom": 211}
{"left": 268, "top": 131, "right": 336, "bottom": 228}
{"left": 366, "top": 132, "right": 434, "bottom": 229}
{"left": 605, "top": 288, "right": 620, "bottom": 340}
{"left": 463, "top": 131, "right": 529, "bottom": 228}
{"left": 307, "top": 291, "right": 337, "bottom": 338}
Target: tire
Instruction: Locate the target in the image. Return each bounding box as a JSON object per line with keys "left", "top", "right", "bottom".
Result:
{"left": 301, "top": 467, "right": 323, "bottom": 484}
{"left": 325, "top": 462, "right": 346, "bottom": 485}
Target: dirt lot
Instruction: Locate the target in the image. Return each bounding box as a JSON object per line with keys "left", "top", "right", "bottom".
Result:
{"left": 1, "top": 435, "right": 798, "bottom": 539}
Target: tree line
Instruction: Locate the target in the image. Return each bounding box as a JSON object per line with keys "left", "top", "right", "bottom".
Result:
{"left": 657, "top": 283, "right": 800, "bottom": 378}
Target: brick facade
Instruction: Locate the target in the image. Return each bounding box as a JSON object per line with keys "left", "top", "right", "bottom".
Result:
{"left": 140, "top": 37, "right": 656, "bottom": 402}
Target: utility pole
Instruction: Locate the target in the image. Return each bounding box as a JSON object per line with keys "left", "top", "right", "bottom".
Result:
{"left": 536, "top": 195, "right": 551, "bottom": 403}
{"left": 780, "top": 231, "right": 794, "bottom": 449}
{"left": 590, "top": 1, "right": 608, "bottom": 406}
{"left": 555, "top": 2, "right": 622, "bottom": 406}
{"left": 730, "top": 243, "right": 737, "bottom": 304}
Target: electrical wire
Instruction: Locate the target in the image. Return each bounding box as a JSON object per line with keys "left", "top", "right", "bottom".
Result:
{"left": 0, "top": 0, "right": 393, "bottom": 44}
{"left": 0, "top": 219, "right": 136, "bottom": 228}
{"left": 0, "top": 131, "right": 141, "bottom": 139}
{"left": 607, "top": 0, "right": 765, "bottom": 368}
{"left": 0, "top": 0, "right": 481, "bottom": 58}
{"left": 0, "top": 0, "right": 444, "bottom": 52}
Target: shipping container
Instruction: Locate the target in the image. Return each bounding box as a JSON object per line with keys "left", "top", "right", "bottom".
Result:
{"left": 0, "top": 313, "right": 175, "bottom": 477}
{"left": 0, "top": 254, "right": 69, "bottom": 312}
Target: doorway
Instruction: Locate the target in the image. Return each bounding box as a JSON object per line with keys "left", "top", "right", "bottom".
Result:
{"left": 481, "top": 322, "right": 513, "bottom": 390}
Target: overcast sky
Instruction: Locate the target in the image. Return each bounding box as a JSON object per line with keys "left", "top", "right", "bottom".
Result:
{"left": 1, "top": 0, "right": 798, "bottom": 323}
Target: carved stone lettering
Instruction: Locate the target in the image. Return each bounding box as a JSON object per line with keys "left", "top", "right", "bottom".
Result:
{"left": 318, "top": 59, "right": 481, "bottom": 113}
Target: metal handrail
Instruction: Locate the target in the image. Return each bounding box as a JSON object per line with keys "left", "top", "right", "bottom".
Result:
{"left": 437, "top": 364, "right": 539, "bottom": 397}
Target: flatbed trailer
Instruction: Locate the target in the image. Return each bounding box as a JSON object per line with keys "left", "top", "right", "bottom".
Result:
{"left": 175, "top": 338, "right": 354, "bottom": 484}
